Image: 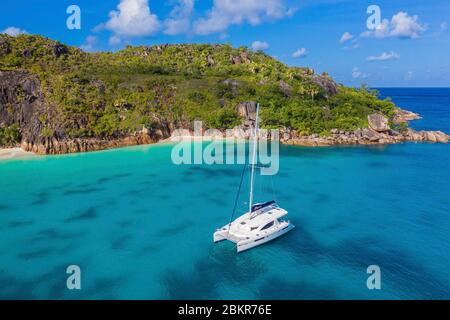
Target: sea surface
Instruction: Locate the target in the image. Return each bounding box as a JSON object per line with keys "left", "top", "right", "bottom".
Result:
{"left": 0, "top": 88, "right": 449, "bottom": 299}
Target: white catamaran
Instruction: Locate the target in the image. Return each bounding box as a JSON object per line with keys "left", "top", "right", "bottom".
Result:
{"left": 213, "top": 103, "right": 295, "bottom": 253}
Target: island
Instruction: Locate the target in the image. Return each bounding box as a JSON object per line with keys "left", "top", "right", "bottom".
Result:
{"left": 0, "top": 34, "right": 448, "bottom": 156}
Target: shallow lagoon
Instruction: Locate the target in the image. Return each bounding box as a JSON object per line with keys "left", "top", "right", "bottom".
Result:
{"left": 0, "top": 88, "right": 449, "bottom": 299}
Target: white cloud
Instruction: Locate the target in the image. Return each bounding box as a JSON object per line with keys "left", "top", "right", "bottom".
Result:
{"left": 105, "top": 0, "right": 160, "bottom": 42}
{"left": 193, "top": 0, "right": 291, "bottom": 35}
{"left": 80, "top": 36, "right": 98, "bottom": 52}
{"left": 350, "top": 41, "right": 360, "bottom": 49}
{"left": 404, "top": 71, "right": 413, "bottom": 80}
{"left": 367, "top": 51, "right": 399, "bottom": 62}
{"left": 251, "top": 40, "right": 269, "bottom": 51}
{"left": 361, "top": 11, "right": 426, "bottom": 39}
{"left": 109, "top": 35, "right": 122, "bottom": 46}
{"left": 440, "top": 22, "right": 448, "bottom": 31}
{"left": 340, "top": 32, "right": 353, "bottom": 44}
{"left": 352, "top": 67, "right": 368, "bottom": 79}
{"left": 352, "top": 68, "right": 361, "bottom": 79}
{"left": 92, "top": 23, "right": 105, "bottom": 33}
{"left": 292, "top": 48, "right": 307, "bottom": 58}
{"left": 341, "top": 39, "right": 360, "bottom": 50}
{"left": 1, "top": 26, "right": 28, "bottom": 36}
{"left": 340, "top": 32, "right": 360, "bottom": 49}
{"left": 164, "top": 0, "right": 195, "bottom": 35}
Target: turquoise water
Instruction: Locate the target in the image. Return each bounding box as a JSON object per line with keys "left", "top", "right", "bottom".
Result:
{"left": 0, "top": 88, "right": 449, "bottom": 299}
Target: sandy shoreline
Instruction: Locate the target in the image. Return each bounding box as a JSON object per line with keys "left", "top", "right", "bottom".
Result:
{"left": 1, "top": 126, "right": 448, "bottom": 161}
{"left": 0, "top": 148, "right": 36, "bottom": 160}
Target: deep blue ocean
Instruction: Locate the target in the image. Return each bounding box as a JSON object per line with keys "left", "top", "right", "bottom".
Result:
{"left": 0, "top": 88, "right": 449, "bottom": 299}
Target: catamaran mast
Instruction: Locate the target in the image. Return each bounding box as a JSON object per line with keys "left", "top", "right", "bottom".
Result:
{"left": 248, "top": 103, "right": 260, "bottom": 215}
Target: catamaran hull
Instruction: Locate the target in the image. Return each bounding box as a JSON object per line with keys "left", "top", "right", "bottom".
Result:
{"left": 236, "top": 223, "right": 295, "bottom": 253}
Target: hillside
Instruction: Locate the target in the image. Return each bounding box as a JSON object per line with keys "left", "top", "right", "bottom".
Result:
{"left": 0, "top": 34, "right": 407, "bottom": 153}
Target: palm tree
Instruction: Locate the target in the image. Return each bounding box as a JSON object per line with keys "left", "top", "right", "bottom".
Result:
{"left": 303, "top": 83, "right": 320, "bottom": 101}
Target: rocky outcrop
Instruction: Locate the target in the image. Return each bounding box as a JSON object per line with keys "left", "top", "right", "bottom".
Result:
{"left": 0, "top": 70, "right": 167, "bottom": 155}
{"left": 230, "top": 52, "right": 252, "bottom": 65}
{"left": 51, "top": 43, "right": 69, "bottom": 58}
{"left": 166, "top": 124, "right": 449, "bottom": 147}
{"left": 206, "top": 55, "right": 215, "bottom": 67}
{"left": 235, "top": 101, "right": 257, "bottom": 122}
{"left": 281, "top": 127, "right": 449, "bottom": 147}
{"left": 404, "top": 128, "right": 449, "bottom": 143}
{"left": 279, "top": 113, "right": 449, "bottom": 146}
{"left": 230, "top": 107, "right": 449, "bottom": 146}
{"left": 313, "top": 74, "right": 338, "bottom": 97}
{"left": 394, "top": 108, "right": 421, "bottom": 123}
{"left": 0, "top": 70, "right": 48, "bottom": 147}
{"left": 368, "top": 113, "right": 390, "bottom": 132}
{"left": 21, "top": 130, "right": 154, "bottom": 155}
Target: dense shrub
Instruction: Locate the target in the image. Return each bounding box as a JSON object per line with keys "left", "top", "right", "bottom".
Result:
{"left": 0, "top": 124, "right": 21, "bottom": 146}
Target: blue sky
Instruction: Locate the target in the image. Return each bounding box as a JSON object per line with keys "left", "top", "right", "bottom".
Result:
{"left": 1, "top": 0, "right": 449, "bottom": 87}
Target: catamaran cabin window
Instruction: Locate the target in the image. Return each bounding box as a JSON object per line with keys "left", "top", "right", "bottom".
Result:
{"left": 261, "top": 221, "right": 275, "bottom": 231}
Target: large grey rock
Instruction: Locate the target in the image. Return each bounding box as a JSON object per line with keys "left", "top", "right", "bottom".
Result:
{"left": 362, "top": 128, "right": 380, "bottom": 141}
{"left": 230, "top": 56, "right": 241, "bottom": 65}
{"left": 0, "top": 70, "right": 46, "bottom": 144}
{"left": 206, "top": 55, "right": 215, "bottom": 66}
{"left": 52, "top": 43, "right": 69, "bottom": 58}
{"left": 434, "top": 131, "right": 449, "bottom": 143}
{"left": 313, "top": 74, "right": 338, "bottom": 97}
{"left": 353, "top": 128, "right": 363, "bottom": 138}
{"left": 279, "top": 80, "right": 292, "bottom": 97}
{"left": 406, "top": 128, "right": 422, "bottom": 141}
{"left": 230, "top": 126, "right": 249, "bottom": 139}
{"left": 368, "top": 114, "right": 390, "bottom": 132}
{"left": 424, "top": 131, "right": 449, "bottom": 143}
{"left": 240, "top": 52, "right": 251, "bottom": 63}
{"left": 393, "top": 108, "right": 421, "bottom": 123}
{"left": 426, "top": 131, "right": 437, "bottom": 142}
{"left": 229, "top": 52, "right": 251, "bottom": 65}
{"left": 281, "top": 127, "right": 292, "bottom": 140}
{"left": 235, "top": 101, "right": 257, "bottom": 121}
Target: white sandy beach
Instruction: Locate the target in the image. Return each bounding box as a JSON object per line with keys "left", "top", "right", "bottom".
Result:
{"left": 0, "top": 148, "right": 36, "bottom": 160}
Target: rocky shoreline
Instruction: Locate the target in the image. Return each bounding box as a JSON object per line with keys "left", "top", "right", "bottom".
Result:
{"left": 152, "top": 110, "right": 450, "bottom": 147}
{"left": 2, "top": 124, "right": 448, "bottom": 159}
{"left": 4, "top": 110, "right": 448, "bottom": 157}
{"left": 280, "top": 127, "right": 449, "bottom": 147}
{"left": 280, "top": 112, "right": 449, "bottom": 146}
{"left": 19, "top": 130, "right": 155, "bottom": 155}
{"left": 2, "top": 102, "right": 449, "bottom": 157}
{"left": 232, "top": 104, "right": 449, "bottom": 147}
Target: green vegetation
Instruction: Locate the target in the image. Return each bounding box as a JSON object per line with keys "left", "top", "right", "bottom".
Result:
{"left": 0, "top": 34, "right": 397, "bottom": 142}
{"left": 0, "top": 124, "right": 21, "bottom": 146}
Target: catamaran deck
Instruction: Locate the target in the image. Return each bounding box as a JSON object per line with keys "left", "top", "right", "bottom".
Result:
{"left": 215, "top": 201, "right": 288, "bottom": 243}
